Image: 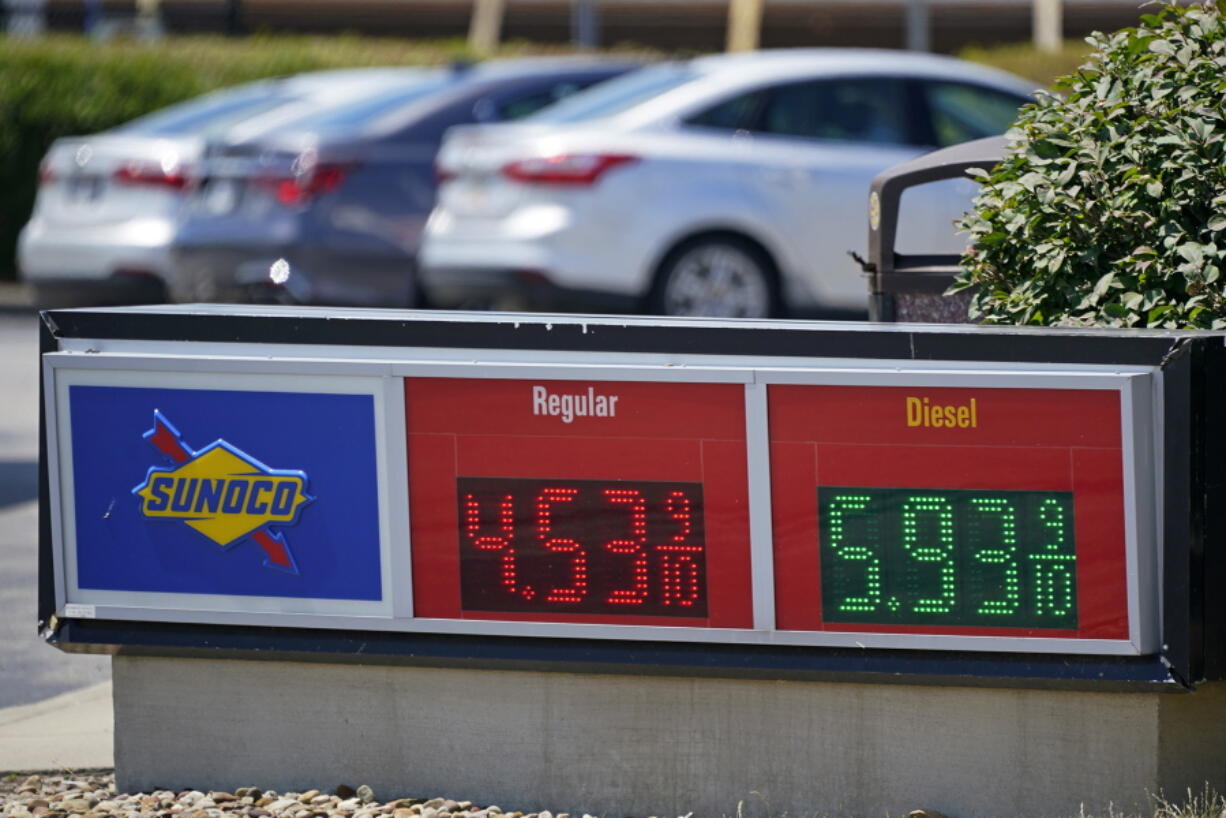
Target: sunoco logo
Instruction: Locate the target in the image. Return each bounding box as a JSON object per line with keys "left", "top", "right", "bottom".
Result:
{"left": 131, "top": 411, "right": 311, "bottom": 573}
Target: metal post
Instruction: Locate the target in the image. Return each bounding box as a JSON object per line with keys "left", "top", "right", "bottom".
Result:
{"left": 905, "top": 0, "right": 930, "bottom": 52}
{"left": 726, "top": 0, "right": 763, "bottom": 52}
{"left": 225, "top": 0, "right": 243, "bottom": 35}
{"left": 83, "top": 0, "right": 101, "bottom": 35}
{"left": 1033, "top": 0, "right": 1062, "bottom": 52}
{"left": 468, "top": 0, "right": 505, "bottom": 52}
{"left": 570, "top": 0, "right": 600, "bottom": 49}
{"left": 135, "top": 0, "right": 163, "bottom": 40}
{"left": 5, "top": 0, "right": 46, "bottom": 36}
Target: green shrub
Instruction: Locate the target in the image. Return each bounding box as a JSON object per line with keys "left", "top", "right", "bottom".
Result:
{"left": 0, "top": 41, "right": 191, "bottom": 279}
{"left": 952, "top": 0, "right": 1226, "bottom": 328}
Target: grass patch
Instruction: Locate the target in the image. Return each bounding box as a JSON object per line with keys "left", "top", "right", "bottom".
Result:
{"left": 960, "top": 38, "right": 1095, "bottom": 87}
{"left": 717, "top": 785, "right": 1226, "bottom": 818}
{"left": 1071, "top": 787, "right": 1226, "bottom": 818}
{"left": 0, "top": 32, "right": 663, "bottom": 86}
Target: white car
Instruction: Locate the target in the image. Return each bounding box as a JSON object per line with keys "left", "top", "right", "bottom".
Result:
{"left": 421, "top": 49, "right": 1036, "bottom": 318}
{"left": 17, "top": 67, "right": 433, "bottom": 303}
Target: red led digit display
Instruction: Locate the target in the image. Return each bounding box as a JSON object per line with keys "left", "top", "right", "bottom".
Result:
{"left": 770, "top": 385, "right": 1130, "bottom": 641}
{"left": 458, "top": 477, "right": 708, "bottom": 616}
{"left": 407, "top": 378, "right": 752, "bottom": 628}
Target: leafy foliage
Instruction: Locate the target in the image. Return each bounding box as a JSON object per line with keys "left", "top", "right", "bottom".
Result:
{"left": 952, "top": 1, "right": 1226, "bottom": 328}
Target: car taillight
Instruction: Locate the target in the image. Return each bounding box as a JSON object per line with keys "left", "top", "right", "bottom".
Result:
{"left": 113, "top": 161, "right": 192, "bottom": 191}
{"left": 259, "top": 163, "right": 352, "bottom": 207}
{"left": 501, "top": 154, "right": 637, "bottom": 186}
{"left": 434, "top": 163, "right": 456, "bottom": 185}
{"left": 38, "top": 160, "right": 57, "bottom": 186}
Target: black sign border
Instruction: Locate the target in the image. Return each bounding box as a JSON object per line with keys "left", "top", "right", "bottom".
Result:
{"left": 38, "top": 307, "right": 1224, "bottom": 691}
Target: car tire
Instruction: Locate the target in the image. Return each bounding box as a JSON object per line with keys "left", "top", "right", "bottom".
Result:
{"left": 651, "top": 236, "right": 780, "bottom": 319}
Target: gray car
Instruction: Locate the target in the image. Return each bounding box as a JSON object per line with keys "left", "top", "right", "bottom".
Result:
{"left": 18, "top": 68, "right": 433, "bottom": 305}
{"left": 170, "top": 58, "right": 640, "bottom": 306}
{"left": 422, "top": 50, "right": 1036, "bottom": 319}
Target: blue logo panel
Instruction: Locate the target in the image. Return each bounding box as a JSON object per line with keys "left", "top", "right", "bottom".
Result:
{"left": 69, "top": 385, "right": 383, "bottom": 601}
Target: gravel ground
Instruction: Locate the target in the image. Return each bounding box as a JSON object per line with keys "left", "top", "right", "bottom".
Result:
{"left": 0, "top": 772, "right": 695, "bottom": 818}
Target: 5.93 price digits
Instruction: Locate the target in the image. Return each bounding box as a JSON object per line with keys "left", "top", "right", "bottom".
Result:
{"left": 458, "top": 477, "right": 708, "bottom": 617}
{"left": 819, "top": 487, "right": 1077, "bottom": 629}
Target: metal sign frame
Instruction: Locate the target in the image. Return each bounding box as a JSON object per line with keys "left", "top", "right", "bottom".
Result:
{"left": 35, "top": 306, "right": 1226, "bottom": 689}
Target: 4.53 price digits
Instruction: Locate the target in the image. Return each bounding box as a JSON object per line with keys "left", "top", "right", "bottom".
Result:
{"left": 458, "top": 477, "right": 708, "bottom": 617}
{"left": 819, "top": 487, "right": 1077, "bottom": 629}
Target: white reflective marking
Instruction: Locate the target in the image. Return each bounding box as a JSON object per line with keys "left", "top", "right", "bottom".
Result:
{"left": 269, "top": 258, "right": 291, "bottom": 285}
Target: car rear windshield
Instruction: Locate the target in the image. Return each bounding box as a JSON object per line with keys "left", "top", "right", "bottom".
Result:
{"left": 115, "top": 84, "right": 299, "bottom": 137}
{"left": 274, "top": 76, "right": 455, "bottom": 134}
{"left": 527, "top": 64, "right": 697, "bottom": 123}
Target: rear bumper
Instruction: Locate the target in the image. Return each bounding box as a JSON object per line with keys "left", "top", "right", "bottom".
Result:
{"left": 418, "top": 224, "right": 649, "bottom": 313}
{"left": 18, "top": 218, "right": 174, "bottom": 282}
{"left": 421, "top": 205, "right": 652, "bottom": 305}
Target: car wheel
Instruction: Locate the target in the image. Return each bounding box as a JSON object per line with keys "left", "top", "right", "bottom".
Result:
{"left": 652, "top": 237, "right": 779, "bottom": 318}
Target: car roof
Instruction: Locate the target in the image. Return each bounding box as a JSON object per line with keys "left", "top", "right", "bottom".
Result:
{"left": 242, "top": 58, "right": 643, "bottom": 145}
{"left": 524, "top": 48, "right": 1039, "bottom": 130}
{"left": 463, "top": 55, "right": 648, "bottom": 78}
{"left": 435, "top": 57, "right": 645, "bottom": 101}
{"left": 688, "top": 48, "right": 1038, "bottom": 94}
{"left": 278, "top": 66, "right": 437, "bottom": 92}
{"left": 110, "top": 67, "right": 437, "bottom": 138}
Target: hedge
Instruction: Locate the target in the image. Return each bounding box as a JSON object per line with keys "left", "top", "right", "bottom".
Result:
{"left": 0, "top": 34, "right": 1079, "bottom": 281}
{"left": 954, "top": 0, "right": 1226, "bottom": 328}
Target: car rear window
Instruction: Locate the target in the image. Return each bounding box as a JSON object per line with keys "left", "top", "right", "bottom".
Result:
{"left": 925, "top": 82, "right": 1028, "bottom": 147}
{"left": 275, "top": 77, "right": 455, "bottom": 134}
{"left": 756, "top": 78, "right": 911, "bottom": 145}
{"left": 527, "top": 64, "right": 697, "bottom": 124}
{"left": 116, "top": 84, "right": 298, "bottom": 136}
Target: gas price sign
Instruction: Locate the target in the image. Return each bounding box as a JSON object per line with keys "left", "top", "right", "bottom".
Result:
{"left": 818, "top": 487, "right": 1077, "bottom": 630}
{"left": 398, "top": 371, "right": 1149, "bottom": 653}
{"left": 405, "top": 377, "right": 754, "bottom": 629}
{"left": 769, "top": 383, "right": 1140, "bottom": 646}
{"left": 44, "top": 340, "right": 1159, "bottom": 660}
{"left": 458, "top": 477, "right": 708, "bottom": 617}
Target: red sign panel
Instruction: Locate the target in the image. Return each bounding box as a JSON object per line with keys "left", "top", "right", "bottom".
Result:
{"left": 769, "top": 385, "right": 1129, "bottom": 641}
{"left": 407, "top": 378, "right": 753, "bottom": 628}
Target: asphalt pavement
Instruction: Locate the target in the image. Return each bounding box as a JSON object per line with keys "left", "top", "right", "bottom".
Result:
{"left": 0, "top": 303, "right": 113, "bottom": 772}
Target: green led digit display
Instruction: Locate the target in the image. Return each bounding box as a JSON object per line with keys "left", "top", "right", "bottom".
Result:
{"left": 819, "top": 487, "right": 1077, "bottom": 629}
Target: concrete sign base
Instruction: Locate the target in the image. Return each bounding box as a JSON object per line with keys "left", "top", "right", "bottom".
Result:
{"left": 113, "top": 656, "right": 1226, "bottom": 818}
